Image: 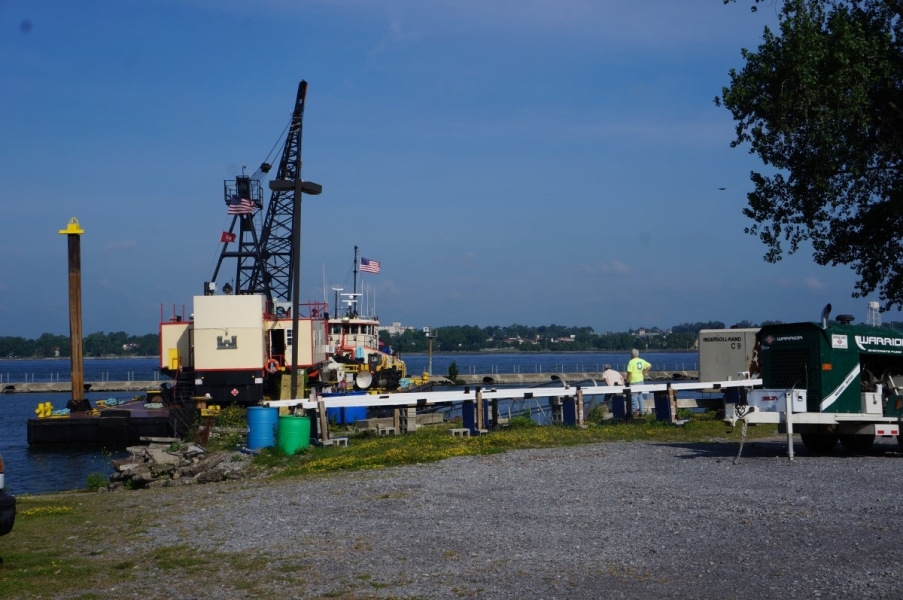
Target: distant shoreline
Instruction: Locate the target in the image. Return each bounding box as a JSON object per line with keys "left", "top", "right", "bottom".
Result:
{"left": 2, "top": 350, "right": 697, "bottom": 361}
{"left": 0, "top": 356, "right": 161, "bottom": 361}
{"left": 401, "top": 349, "right": 696, "bottom": 355}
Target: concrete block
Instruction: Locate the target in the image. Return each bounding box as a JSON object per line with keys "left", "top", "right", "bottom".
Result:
{"left": 400, "top": 407, "right": 419, "bottom": 433}
{"left": 378, "top": 426, "right": 396, "bottom": 436}
{"left": 449, "top": 428, "right": 470, "bottom": 438}
{"left": 331, "top": 437, "right": 349, "bottom": 447}
{"left": 148, "top": 448, "right": 181, "bottom": 465}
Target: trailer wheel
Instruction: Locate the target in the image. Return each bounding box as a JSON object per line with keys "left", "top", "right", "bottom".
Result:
{"left": 800, "top": 433, "right": 838, "bottom": 454}
{"left": 839, "top": 434, "right": 875, "bottom": 454}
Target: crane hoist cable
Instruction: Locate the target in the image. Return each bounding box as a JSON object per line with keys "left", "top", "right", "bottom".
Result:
{"left": 251, "top": 116, "right": 293, "bottom": 181}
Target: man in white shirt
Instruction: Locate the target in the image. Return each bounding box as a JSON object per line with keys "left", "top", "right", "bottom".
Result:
{"left": 587, "top": 364, "right": 625, "bottom": 419}
{"left": 601, "top": 364, "right": 625, "bottom": 387}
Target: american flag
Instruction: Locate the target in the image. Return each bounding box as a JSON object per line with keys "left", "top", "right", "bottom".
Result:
{"left": 227, "top": 195, "right": 255, "bottom": 215}
{"left": 360, "top": 257, "right": 381, "bottom": 274}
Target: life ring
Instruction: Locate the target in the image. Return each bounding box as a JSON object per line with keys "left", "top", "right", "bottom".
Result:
{"left": 265, "top": 359, "right": 280, "bottom": 374}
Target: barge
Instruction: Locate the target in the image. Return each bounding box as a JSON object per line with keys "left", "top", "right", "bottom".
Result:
{"left": 27, "top": 395, "right": 195, "bottom": 445}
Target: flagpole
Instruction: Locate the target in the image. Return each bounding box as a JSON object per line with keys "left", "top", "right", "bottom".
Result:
{"left": 353, "top": 245, "right": 359, "bottom": 316}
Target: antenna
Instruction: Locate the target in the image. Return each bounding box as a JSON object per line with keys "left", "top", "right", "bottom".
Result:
{"left": 331, "top": 287, "right": 343, "bottom": 317}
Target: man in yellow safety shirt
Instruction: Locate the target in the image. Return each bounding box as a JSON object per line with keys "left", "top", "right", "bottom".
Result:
{"left": 626, "top": 348, "right": 651, "bottom": 416}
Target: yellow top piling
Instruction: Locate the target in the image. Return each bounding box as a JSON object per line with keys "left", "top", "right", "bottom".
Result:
{"left": 58, "top": 217, "right": 84, "bottom": 235}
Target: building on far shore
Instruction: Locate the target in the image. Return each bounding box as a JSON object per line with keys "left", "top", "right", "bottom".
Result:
{"left": 378, "top": 321, "right": 414, "bottom": 336}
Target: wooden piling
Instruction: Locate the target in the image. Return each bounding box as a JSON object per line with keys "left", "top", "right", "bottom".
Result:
{"left": 59, "top": 218, "right": 85, "bottom": 404}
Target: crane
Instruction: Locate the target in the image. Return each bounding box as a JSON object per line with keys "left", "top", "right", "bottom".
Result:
{"left": 210, "top": 80, "right": 316, "bottom": 314}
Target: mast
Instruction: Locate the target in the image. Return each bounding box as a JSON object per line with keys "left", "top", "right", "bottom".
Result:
{"left": 352, "top": 245, "right": 359, "bottom": 316}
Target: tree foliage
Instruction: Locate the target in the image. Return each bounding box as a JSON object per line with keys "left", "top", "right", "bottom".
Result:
{"left": 719, "top": 0, "right": 903, "bottom": 309}
{"left": 377, "top": 320, "right": 764, "bottom": 353}
{"left": 0, "top": 332, "right": 159, "bottom": 358}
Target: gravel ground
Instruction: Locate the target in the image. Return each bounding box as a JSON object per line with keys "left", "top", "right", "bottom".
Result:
{"left": 105, "top": 437, "right": 903, "bottom": 599}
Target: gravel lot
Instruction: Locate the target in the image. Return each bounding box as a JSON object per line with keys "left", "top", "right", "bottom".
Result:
{"left": 111, "top": 437, "right": 903, "bottom": 599}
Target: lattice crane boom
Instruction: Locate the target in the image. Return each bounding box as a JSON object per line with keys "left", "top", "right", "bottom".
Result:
{"left": 209, "top": 81, "right": 310, "bottom": 310}
{"left": 249, "top": 80, "right": 308, "bottom": 304}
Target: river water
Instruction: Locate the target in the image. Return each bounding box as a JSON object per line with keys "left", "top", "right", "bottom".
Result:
{"left": 0, "top": 352, "right": 697, "bottom": 495}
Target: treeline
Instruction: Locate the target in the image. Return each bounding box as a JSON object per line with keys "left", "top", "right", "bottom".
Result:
{"left": 15, "top": 316, "right": 895, "bottom": 358}
{"left": 0, "top": 332, "right": 159, "bottom": 358}
{"left": 380, "top": 321, "right": 763, "bottom": 353}
{"left": 380, "top": 317, "right": 903, "bottom": 353}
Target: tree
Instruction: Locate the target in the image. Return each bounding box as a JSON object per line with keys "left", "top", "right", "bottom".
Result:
{"left": 447, "top": 361, "right": 464, "bottom": 385}
{"left": 733, "top": 319, "right": 758, "bottom": 328}
{"left": 719, "top": 0, "right": 903, "bottom": 309}
{"left": 84, "top": 332, "right": 113, "bottom": 357}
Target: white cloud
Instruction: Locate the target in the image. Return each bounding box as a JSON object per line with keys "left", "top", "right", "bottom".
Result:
{"left": 368, "top": 12, "right": 425, "bottom": 64}
{"left": 97, "top": 279, "right": 121, "bottom": 291}
{"left": 805, "top": 277, "right": 826, "bottom": 291}
{"left": 191, "top": 0, "right": 777, "bottom": 49}
{"left": 583, "top": 259, "right": 631, "bottom": 276}
{"left": 103, "top": 240, "right": 138, "bottom": 253}
{"left": 432, "top": 251, "right": 477, "bottom": 266}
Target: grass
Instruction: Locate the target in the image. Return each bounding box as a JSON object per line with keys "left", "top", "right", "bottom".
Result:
{"left": 250, "top": 411, "right": 777, "bottom": 478}
{"left": 0, "top": 412, "right": 776, "bottom": 598}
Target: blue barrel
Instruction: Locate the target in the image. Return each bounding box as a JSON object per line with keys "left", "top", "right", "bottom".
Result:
{"left": 326, "top": 406, "right": 368, "bottom": 424}
{"left": 344, "top": 406, "right": 367, "bottom": 424}
{"left": 247, "top": 406, "right": 278, "bottom": 450}
{"left": 611, "top": 395, "right": 626, "bottom": 420}
{"left": 322, "top": 392, "right": 367, "bottom": 425}
{"left": 654, "top": 394, "right": 672, "bottom": 423}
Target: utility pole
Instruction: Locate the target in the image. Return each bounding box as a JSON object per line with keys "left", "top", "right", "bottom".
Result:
{"left": 269, "top": 177, "right": 322, "bottom": 399}
{"left": 424, "top": 327, "right": 437, "bottom": 375}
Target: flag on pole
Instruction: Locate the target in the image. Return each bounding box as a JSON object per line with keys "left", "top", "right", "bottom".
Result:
{"left": 220, "top": 231, "right": 236, "bottom": 243}
{"left": 227, "top": 195, "right": 255, "bottom": 215}
{"left": 360, "top": 257, "right": 381, "bottom": 274}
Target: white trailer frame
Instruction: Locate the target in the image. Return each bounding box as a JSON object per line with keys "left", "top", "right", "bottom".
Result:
{"left": 724, "top": 392, "right": 901, "bottom": 460}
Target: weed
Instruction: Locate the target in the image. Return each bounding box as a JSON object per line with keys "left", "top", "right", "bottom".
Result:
{"left": 506, "top": 411, "right": 537, "bottom": 429}
{"left": 206, "top": 405, "right": 247, "bottom": 451}
{"left": 85, "top": 472, "right": 107, "bottom": 492}
{"left": 585, "top": 402, "right": 610, "bottom": 424}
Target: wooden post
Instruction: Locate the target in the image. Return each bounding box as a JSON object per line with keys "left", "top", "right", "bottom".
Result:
{"left": 668, "top": 383, "right": 677, "bottom": 423}
{"left": 392, "top": 407, "right": 400, "bottom": 434}
{"left": 625, "top": 388, "right": 633, "bottom": 421}
{"left": 577, "top": 388, "right": 585, "bottom": 427}
{"left": 59, "top": 218, "right": 85, "bottom": 408}
{"left": 317, "top": 399, "right": 329, "bottom": 444}
{"left": 475, "top": 389, "right": 484, "bottom": 432}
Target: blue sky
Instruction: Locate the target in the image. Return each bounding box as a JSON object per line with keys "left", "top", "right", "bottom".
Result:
{"left": 0, "top": 0, "right": 878, "bottom": 338}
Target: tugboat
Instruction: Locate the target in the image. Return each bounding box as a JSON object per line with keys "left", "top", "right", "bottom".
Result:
{"left": 320, "top": 246, "right": 410, "bottom": 393}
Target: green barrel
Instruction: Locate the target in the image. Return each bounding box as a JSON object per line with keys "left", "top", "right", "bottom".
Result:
{"left": 276, "top": 415, "right": 311, "bottom": 455}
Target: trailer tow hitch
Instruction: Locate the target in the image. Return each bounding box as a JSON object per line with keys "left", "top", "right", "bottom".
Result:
{"left": 733, "top": 405, "right": 750, "bottom": 465}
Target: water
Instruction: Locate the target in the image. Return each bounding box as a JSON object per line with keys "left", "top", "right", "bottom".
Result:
{"left": 399, "top": 351, "right": 697, "bottom": 378}
{"left": 0, "top": 357, "right": 163, "bottom": 385}
{"left": 0, "top": 390, "right": 133, "bottom": 496}
{"left": 0, "top": 351, "right": 697, "bottom": 495}
{"left": 0, "top": 354, "right": 696, "bottom": 386}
